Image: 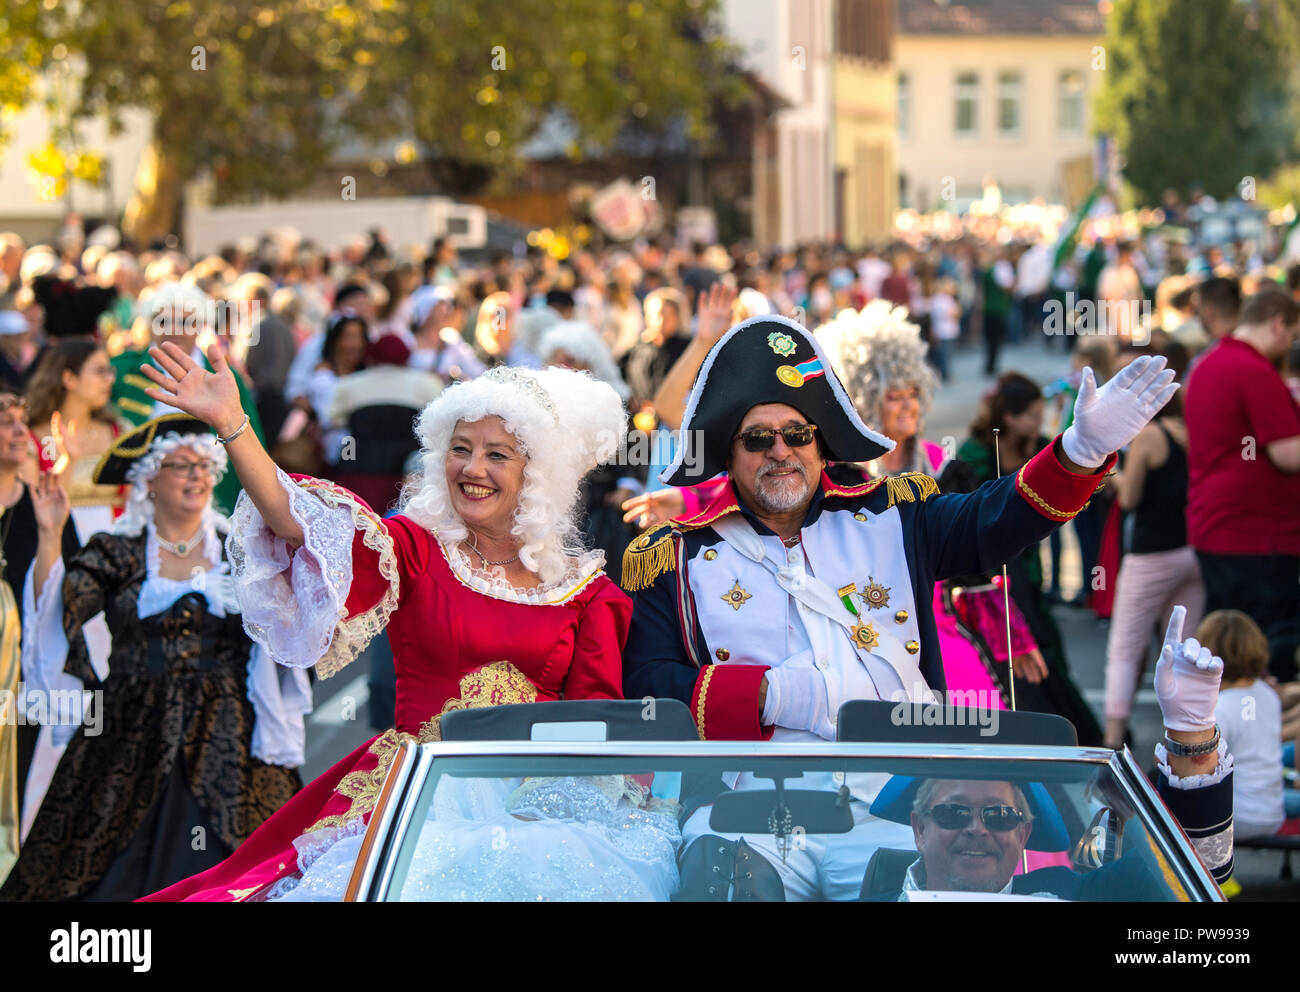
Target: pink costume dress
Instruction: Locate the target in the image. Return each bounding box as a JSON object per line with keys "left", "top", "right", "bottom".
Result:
{"left": 143, "top": 472, "right": 632, "bottom": 902}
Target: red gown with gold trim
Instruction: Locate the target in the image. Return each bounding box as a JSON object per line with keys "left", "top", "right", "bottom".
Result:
{"left": 142, "top": 474, "right": 630, "bottom": 902}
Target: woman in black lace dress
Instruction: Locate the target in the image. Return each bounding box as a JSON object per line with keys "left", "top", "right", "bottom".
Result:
{"left": 1, "top": 414, "right": 302, "bottom": 901}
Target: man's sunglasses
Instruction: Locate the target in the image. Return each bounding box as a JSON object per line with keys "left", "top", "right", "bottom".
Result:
{"left": 733, "top": 424, "right": 819, "bottom": 453}
{"left": 924, "top": 803, "right": 1027, "bottom": 832}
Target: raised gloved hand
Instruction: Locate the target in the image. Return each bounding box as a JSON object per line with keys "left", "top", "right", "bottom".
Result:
{"left": 1154, "top": 605, "right": 1224, "bottom": 733}
{"left": 1061, "top": 354, "right": 1179, "bottom": 469}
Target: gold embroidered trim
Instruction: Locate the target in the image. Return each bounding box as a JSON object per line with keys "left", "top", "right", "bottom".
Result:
{"left": 694, "top": 665, "right": 716, "bottom": 740}
{"left": 295, "top": 478, "right": 402, "bottom": 679}
{"left": 122, "top": 373, "right": 156, "bottom": 391}
{"left": 307, "top": 661, "right": 539, "bottom": 833}
{"left": 1014, "top": 463, "right": 1077, "bottom": 521}
{"left": 884, "top": 472, "right": 940, "bottom": 508}
{"left": 116, "top": 396, "right": 154, "bottom": 418}
{"left": 823, "top": 475, "right": 886, "bottom": 498}
{"left": 676, "top": 503, "right": 741, "bottom": 530}
{"left": 621, "top": 525, "right": 678, "bottom": 592}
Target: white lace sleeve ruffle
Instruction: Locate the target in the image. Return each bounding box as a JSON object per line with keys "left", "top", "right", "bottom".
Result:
{"left": 225, "top": 467, "right": 400, "bottom": 679}
{"left": 1154, "top": 738, "right": 1233, "bottom": 789}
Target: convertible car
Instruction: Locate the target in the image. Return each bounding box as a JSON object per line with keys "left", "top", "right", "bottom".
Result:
{"left": 339, "top": 699, "right": 1225, "bottom": 902}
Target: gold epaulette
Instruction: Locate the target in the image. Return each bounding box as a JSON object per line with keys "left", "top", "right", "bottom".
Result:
{"left": 621, "top": 523, "right": 678, "bottom": 592}
{"left": 885, "top": 472, "right": 940, "bottom": 508}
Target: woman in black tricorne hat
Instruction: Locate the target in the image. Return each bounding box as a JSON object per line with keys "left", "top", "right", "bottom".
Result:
{"left": 1, "top": 414, "right": 303, "bottom": 901}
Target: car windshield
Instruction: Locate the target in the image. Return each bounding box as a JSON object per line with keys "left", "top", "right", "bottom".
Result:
{"left": 381, "top": 751, "right": 1196, "bottom": 902}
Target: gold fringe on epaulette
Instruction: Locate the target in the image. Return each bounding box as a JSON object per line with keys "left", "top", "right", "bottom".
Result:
{"left": 621, "top": 529, "right": 677, "bottom": 592}
{"left": 885, "top": 472, "right": 940, "bottom": 508}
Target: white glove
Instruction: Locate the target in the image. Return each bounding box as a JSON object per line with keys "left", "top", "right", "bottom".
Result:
{"left": 1061, "top": 355, "right": 1179, "bottom": 468}
{"left": 762, "top": 659, "right": 835, "bottom": 740}
{"left": 1154, "top": 605, "right": 1224, "bottom": 732}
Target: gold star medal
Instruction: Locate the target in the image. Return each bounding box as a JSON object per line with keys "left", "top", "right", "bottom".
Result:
{"left": 721, "top": 580, "right": 752, "bottom": 611}
{"left": 860, "top": 577, "right": 891, "bottom": 611}
{"left": 850, "top": 620, "right": 879, "bottom": 652}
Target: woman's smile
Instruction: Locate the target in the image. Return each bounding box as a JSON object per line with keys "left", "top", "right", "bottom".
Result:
{"left": 458, "top": 482, "right": 497, "bottom": 500}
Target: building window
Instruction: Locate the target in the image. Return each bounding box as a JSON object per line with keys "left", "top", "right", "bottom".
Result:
{"left": 954, "top": 72, "right": 979, "bottom": 138}
{"left": 1058, "top": 70, "right": 1085, "bottom": 137}
{"left": 898, "top": 72, "right": 910, "bottom": 140}
{"left": 997, "top": 71, "right": 1022, "bottom": 137}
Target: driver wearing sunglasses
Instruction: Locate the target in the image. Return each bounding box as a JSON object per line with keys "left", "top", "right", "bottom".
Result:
{"left": 907, "top": 779, "right": 1035, "bottom": 895}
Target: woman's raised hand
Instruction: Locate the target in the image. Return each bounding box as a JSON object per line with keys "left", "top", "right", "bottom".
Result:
{"left": 140, "top": 342, "right": 245, "bottom": 435}
{"left": 47, "top": 410, "right": 79, "bottom": 474}
{"left": 32, "top": 468, "right": 71, "bottom": 537}
{"left": 695, "top": 282, "right": 738, "bottom": 347}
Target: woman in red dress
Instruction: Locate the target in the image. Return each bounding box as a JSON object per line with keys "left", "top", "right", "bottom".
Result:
{"left": 137, "top": 343, "right": 634, "bottom": 901}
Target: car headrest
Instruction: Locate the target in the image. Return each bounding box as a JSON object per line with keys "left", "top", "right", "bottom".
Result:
{"left": 867, "top": 775, "right": 1071, "bottom": 852}
{"left": 439, "top": 699, "right": 699, "bottom": 742}
{"left": 837, "top": 700, "right": 1078, "bottom": 746}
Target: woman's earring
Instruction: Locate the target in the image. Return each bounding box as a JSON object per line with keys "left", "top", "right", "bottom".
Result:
{"left": 147, "top": 491, "right": 156, "bottom": 501}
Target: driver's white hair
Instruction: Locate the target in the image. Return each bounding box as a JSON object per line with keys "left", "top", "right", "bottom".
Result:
{"left": 400, "top": 366, "right": 627, "bottom": 585}
{"left": 112, "top": 431, "right": 230, "bottom": 538}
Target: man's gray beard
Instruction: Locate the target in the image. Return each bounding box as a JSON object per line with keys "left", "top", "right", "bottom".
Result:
{"left": 751, "top": 463, "right": 812, "bottom": 513}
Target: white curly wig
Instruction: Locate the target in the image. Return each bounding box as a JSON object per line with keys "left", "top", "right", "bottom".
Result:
{"left": 400, "top": 365, "right": 628, "bottom": 585}
{"left": 537, "top": 320, "right": 631, "bottom": 402}
{"left": 815, "top": 300, "right": 939, "bottom": 425}
{"left": 112, "top": 431, "right": 231, "bottom": 538}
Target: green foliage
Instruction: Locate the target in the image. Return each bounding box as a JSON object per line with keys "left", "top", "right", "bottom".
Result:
{"left": 0, "top": 0, "right": 741, "bottom": 230}
{"left": 1094, "top": 0, "right": 1298, "bottom": 206}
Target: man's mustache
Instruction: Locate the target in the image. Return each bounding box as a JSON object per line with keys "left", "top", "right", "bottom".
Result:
{"left": 755, "top": 460, "right": 805, "bottom": 481}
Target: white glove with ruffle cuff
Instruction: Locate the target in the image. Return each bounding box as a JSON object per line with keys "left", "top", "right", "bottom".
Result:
{"left": 1154, "top": 605, "right": 1224, "bottom": 732}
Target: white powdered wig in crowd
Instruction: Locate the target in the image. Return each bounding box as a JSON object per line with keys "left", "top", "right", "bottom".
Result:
{"left": 815, "top": 299, "right": 939, "bottom": 423}
{"left": 113, "top": 431, "right": 231, "bottom": 539}
{"left": 537, "top": 319, "right": 632, "bottom": 402}
{"left": 401, "top": 365, "right": 627, "bottom": 585}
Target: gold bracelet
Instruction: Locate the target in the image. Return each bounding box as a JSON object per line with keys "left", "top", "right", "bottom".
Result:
{"left": 217, "top": 414, "right": 251, "bottom": 445}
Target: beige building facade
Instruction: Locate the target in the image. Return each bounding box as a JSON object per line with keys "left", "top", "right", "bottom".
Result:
{"left": 895, "top": 29, "right": 1103, "bottom": 209}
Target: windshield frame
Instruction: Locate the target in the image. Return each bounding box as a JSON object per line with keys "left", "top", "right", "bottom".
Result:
{"left": 344, "top": 740, "right": 1224, "bottom": 902}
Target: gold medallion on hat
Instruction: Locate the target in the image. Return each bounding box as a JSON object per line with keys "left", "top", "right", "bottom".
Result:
{"left": 767, "top": 331, "right": 797, "bottom": 357}
{"left": 721, "top": 580, "right": 752, "bottom": 611}
{"left": 776, "top": 365, "right": 804, "bottom": 388}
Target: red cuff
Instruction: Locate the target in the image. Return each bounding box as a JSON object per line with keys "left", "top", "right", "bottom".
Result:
{"left": 1015, "top": 436, "right": 1118, "bottom": 522}
{"left": 690, "top": 664, "right": 773, "bottom": 741}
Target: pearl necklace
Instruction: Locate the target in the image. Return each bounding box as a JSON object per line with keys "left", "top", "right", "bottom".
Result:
{"left": 156, "top": 524, "right": 204, "bottom": 558}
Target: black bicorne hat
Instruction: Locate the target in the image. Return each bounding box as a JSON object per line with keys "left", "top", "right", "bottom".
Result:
{"left": 661, "top": 316, "right": 894, "bottom": 486}
{"left": 93, "top": 413, "right": 215, "bottom": 485}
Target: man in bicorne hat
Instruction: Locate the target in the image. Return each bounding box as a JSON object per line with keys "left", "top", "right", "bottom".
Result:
{"left": 620, "top": 315, "right": 1179, "bottom": 899}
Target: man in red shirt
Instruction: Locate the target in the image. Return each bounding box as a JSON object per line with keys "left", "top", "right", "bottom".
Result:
{"left": 1186, "top": 288, "right": 1300, "bottom": 681}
